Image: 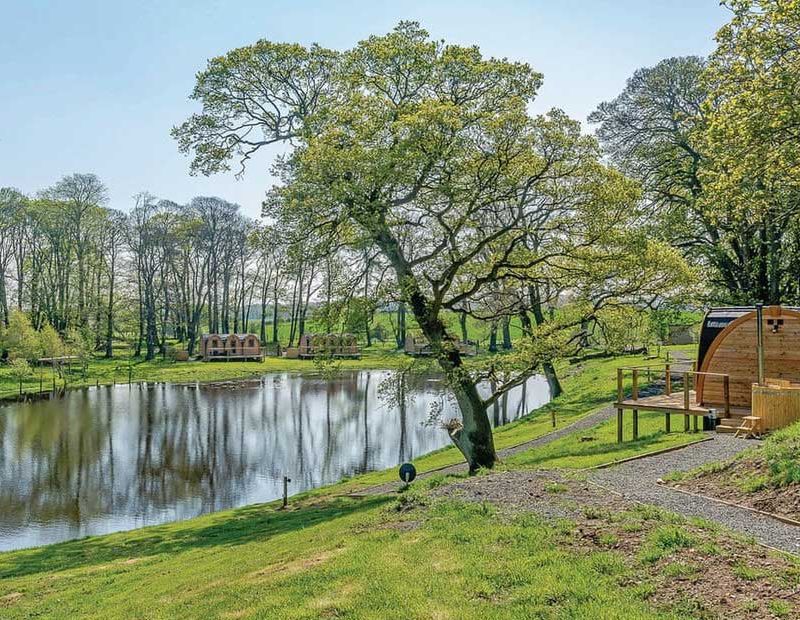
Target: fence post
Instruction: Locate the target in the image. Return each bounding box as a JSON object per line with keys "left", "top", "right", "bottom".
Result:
{"left": 683, "top": 371, "right": 690, "bottom": 431}
{"left": 282, "top": 476, "right": 291, "bottom": 508}
{"left": 665, "top": 364, "right": 671, "bottom": 396}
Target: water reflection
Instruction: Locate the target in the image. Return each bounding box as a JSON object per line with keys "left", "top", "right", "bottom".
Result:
{"left": 0, "top": 370, "right": 549, "bottom": 550}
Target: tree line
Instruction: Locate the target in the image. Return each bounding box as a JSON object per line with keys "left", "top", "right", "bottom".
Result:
{"left": 0, "top": 176, "right": 395, "bottom": 362}
{"left": 590, "top": 0, "right": 800, "bottom": 305}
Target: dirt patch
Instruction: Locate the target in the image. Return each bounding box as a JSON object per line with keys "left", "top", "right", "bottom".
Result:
{"left": 430, "top": 470, "right": 800, "bottom": 619}
{"left": 667, "top": 456, "right": 800, "bottom": 523}
{"left": 379, "top": 519, "right": 422, "bottom": 532}
{"left": 433, "top": 470, "right": 631, "bottom": 520}
{"left": 0, "top": 592, "right": 23, "bottom": 606}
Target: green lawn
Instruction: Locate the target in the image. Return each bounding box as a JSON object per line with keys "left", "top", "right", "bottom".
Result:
{"left": 0, "top": 494, "right": 688, "bottom": 619}
{"left": 505, "top": 409, "right": 706, "bottom": 471}
{"left": 0, "top": 346, "right": 749, "bottom": 619}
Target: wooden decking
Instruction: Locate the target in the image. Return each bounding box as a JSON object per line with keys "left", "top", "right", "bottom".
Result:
{"left": 614, "top": 362, "right": 754, "bottom": 440}
{"left": 616, "top": 391, "right": 750, "bottom": 417}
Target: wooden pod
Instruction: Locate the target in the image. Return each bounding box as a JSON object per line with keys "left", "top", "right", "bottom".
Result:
{"left": 696, "top": 306, "right": 800, "bottom": 408}
{"left": 752, "top": 381, "right": 800, "bottom": 431}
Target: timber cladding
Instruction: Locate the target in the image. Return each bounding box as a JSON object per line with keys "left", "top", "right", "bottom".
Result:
{"left": 697, "top": 306, "right": 800, "bottom": 408}
{"left": 752, "top": 382, "right": 800, "bottom": 431}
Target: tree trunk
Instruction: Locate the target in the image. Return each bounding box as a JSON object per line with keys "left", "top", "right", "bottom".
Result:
{"left": 459, "top": 311, "right": 468, "bottom": 343}
{"left": 105, "top": 255, "right": 115, "bottom": 358}
{"left": 272, "top": 285, "right": 280, "bottom": 343}
{"left": 376, "top": 232, "right": 496, "bottom": 471}
{"left": 502, "top": 317, "right": 512, "bottom": 350}
{"left": 395, "top": 302, "right": 406, "bottom": 349}
{"left": 488, "top": 322, "right": 498, "bottom": 353}
{"left": 529, "top": 285, "right": 563, "bottom": 398}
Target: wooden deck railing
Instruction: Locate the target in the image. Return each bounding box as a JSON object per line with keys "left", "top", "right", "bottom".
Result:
{"left": 616, "top": 363, "right": 731, "bottom": 416}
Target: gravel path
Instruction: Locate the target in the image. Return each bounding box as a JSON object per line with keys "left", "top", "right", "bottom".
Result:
{"left": 358, "top": 350, "right": 800, "bottom": 555}
{"left": 590, "top": 435, "right": 800, "bottom": 554}
{"left": 353, "top": 404, "right": 617, "bottom": 496}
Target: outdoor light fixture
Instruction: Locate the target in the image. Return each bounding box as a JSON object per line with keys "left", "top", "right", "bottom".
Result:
{"left": 767, "top": 318, "right": 784, "bottom": 333}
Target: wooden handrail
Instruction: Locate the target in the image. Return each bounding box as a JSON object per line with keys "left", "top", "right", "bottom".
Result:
{"left": 616, "top": 363, "right": 730, "bottom": 405}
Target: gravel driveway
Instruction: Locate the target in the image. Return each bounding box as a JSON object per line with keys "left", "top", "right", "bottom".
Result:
{"left": 590, "top": 435, "right": 800, "bottom": 554}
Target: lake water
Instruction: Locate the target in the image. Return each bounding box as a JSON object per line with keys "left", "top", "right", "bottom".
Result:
{"left": 0, "top": 370, "right": 549, "bottom": 550}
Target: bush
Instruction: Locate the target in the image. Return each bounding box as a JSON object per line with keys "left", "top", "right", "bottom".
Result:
{"left": 7, "top": 358, "right": 33, "bottom": 394}
{"left": 0, "top": 310, "right": 40, "bottom": 361}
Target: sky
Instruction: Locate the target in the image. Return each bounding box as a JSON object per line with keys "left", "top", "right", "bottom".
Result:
{"left": 1, "top": 0, "right": 729, "bottom": 218}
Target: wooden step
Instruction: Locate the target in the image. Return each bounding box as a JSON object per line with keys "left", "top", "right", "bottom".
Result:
{"left": 715, "top": 424, "right": 739, "bottom": 433}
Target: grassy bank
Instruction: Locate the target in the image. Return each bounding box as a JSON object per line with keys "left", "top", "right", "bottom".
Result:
{"left": 0, "top": 494, "right": 726, "bottom": 619}
{"left": 0, "top": 347, "right": 736, "bottom": 619}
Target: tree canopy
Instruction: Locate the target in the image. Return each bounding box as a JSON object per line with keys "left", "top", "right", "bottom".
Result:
{"left": 174, "top": 21, "right": 692, "bottom": 470}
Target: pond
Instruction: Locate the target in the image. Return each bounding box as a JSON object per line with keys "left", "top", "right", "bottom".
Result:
{"left": 0, "top": 370, "right": 550, "bottom": 551}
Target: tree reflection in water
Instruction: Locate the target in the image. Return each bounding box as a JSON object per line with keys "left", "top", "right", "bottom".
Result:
{"left": 0, "top": 370, "right": 549, "bottom": 550}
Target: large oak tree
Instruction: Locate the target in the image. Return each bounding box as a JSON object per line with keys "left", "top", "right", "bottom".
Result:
{"left": 174, "top": 22, "right": 690, "bottom": 470}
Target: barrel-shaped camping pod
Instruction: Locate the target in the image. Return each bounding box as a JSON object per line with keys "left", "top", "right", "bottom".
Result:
{"left": 696, "top": 306, "right": 800, "bottom": 409}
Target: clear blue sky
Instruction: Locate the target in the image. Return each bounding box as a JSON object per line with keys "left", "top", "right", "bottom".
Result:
{"left": 1, "top": 0, "right": 728, "bottom": 218}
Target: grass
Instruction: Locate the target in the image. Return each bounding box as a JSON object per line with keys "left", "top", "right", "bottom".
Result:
{"left": 0, "top": 496, "right": 683, "bottom": 619}
{"left": 505, "top": 408, "right": 705, "bottom": 471}
{"left": 4, "top": 343, "right": 778, "bottom": 619}
{"left": 667, "top": 419, "right": 800, "bottom": 492}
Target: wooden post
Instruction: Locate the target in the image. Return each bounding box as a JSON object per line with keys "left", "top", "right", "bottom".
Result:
{"left": 683, "top": 371, "right": 690, "bottom": 431}
{"left": 723, "top": 375, "right": 730, "bottom": 415}
{"left": 665, "top": 364, "right": 671, "bottom": 396}
{"left": 693, "top": 414, "right": 698, "bottom": 432}
{"left": 633, "top": 409, "right": 639, "bottom": 440}
{"left": 282, "top": 476, "right": 291, "bottom": 508}
{"left": 617, "top": 408, "right": 623, "bottom": 443}
{"left": 665, "top": 412, "right": 671, "bottom": 433}
{"left": 632, "top": 369, "right": 639, "bottom": 401}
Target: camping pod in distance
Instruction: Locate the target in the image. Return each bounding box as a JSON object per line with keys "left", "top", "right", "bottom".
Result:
{"left": 696, "top": 306, "right": 800, "bottom": 408}
{"left": 200, "top": 333, "right": 263, "bottom": 361}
